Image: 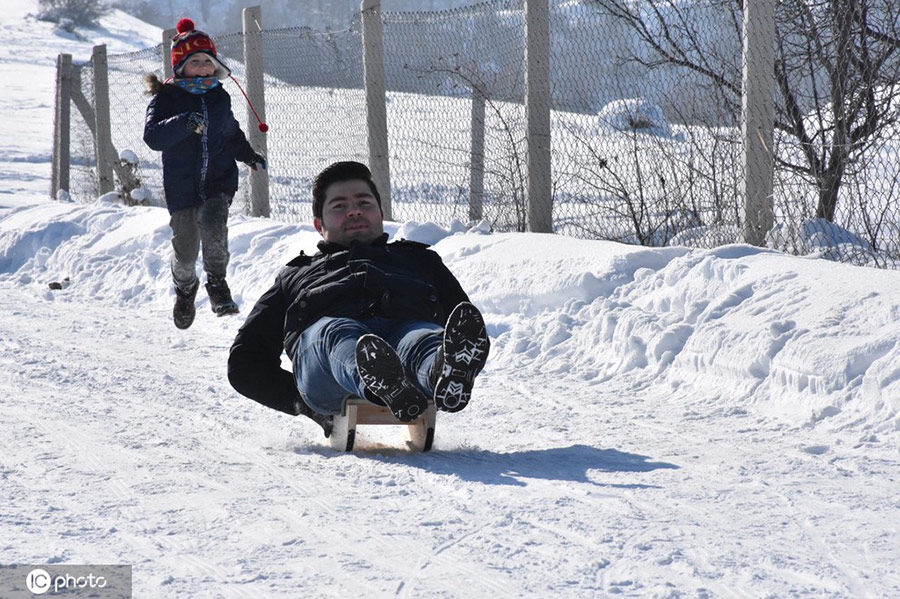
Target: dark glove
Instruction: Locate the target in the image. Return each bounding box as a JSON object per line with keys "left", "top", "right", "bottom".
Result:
{"left": 246, "top": 152, "right": 267, "bottom": 171}
{"left": 186, "top": 112, "right": 205, "bottom": 134}
{"left": 347, "top": 260, "right": 387, "bottom": 294}
{"left": 293, "top": 398, "right": 334, "bottom": 438}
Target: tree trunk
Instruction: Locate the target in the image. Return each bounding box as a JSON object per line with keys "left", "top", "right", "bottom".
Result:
{"left": 816, "top": 164, "right": 845, "bottom": 222}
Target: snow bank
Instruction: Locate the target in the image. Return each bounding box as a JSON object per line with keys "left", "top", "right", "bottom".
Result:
{"left": 596, "top": 97, "right": 672, "bottom": 138}
{"left": 453, "top": 236, "right": 900, "bottom": 435}
{"left": 1, "top": 200, "right": 898, "bottom": 436}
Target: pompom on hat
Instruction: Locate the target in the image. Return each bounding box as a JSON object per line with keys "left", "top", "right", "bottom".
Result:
{"left": 170, "top": 18, "right": 230, "bottom": 81}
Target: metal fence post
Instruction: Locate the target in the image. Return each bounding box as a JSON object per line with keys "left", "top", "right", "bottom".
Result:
{"left": 162, "top": 28, "right": 175, "bottom": 79}
{"left": 52, "top": 53, "right": 72, "bottom": 200}
{"left": 243, "top": 5, "right": 270, "bottom": 217}
{"left": 525, "top": 0, "right": 552, "bottom": 233}
{"left": 741, "top": 0, "right": 775, "bottom": 246}
{"left": 469, "top": 87, "right": 486, "bottom": 223}
{"left": 361, "top": 0, "right": 391, "bottom": 220}
{"left": 92, "top": 44, "right": 114, "bottom": 195}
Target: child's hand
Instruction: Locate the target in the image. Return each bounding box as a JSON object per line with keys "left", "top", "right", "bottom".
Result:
{"left": 247, "top": 152, "right": 267, "bottom": 171}
{"left": 186, "top": 112, "right": 205, "bottom": 134}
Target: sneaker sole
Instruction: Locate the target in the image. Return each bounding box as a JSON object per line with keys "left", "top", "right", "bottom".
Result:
{"left": 355, "top": 334, "right": 429, "bottom": 422}
{"left": 434, "top": 303, "right": 490, "bottom": 412}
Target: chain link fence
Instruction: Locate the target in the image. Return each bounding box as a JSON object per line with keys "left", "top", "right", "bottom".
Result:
{"left": 552, "top": 0, "right": 753, "bottom": 249}
{"left": 381, "top": 1, "right": 526, "bottom": 229}
{"left": 567, "top": 0, "right": 900, "bottom": 266}
{"left": 68, "top": 60, "right": 99, "bottom": 203}
{"left": 258, "top": 25, "right": 368, "bottom": 220}
{"left": 60, "top": 0, "right": 900, "bottom": 268}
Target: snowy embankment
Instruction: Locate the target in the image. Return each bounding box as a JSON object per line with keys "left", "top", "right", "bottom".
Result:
{"left": 447, "top": 232, "right": 900, "bottom": 435}
{"left": 3, "top": 199, "right": 899, "bottom": 438}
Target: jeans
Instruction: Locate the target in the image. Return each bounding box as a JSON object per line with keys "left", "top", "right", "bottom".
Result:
{"left": 169, "top": 192, "right": 232, "bottom": 289}
{"left": 293, "top": 316, "right": 443, "bottom": 414}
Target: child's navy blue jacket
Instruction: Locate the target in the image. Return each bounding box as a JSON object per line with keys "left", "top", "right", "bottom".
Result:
{"left": 144, "top": 83, "right": 256, "bottom": 214}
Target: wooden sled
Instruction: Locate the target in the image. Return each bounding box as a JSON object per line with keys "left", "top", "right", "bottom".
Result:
{"left": 330, "top": 398, "right": 436, "bottom": 452}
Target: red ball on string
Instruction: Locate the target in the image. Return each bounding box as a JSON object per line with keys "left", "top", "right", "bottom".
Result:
{"left": 258, "top": 122, "right": 269, "bottom": 133}
{"left": 176, "top": 18, "right": 194, "bottom": 33}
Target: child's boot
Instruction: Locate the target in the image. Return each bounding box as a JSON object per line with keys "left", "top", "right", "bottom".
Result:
{"left": 206, "top": 277, "right": 239, "bottom": 316}
{"left": 173, "top": 278, "right": 200, "bottom": 329}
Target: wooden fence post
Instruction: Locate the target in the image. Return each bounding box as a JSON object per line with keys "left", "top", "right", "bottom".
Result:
{"left": 162, "top": 28, "right": 175, "bottom": 79}
{"left": 52, "top": 53, "right": 72, "bottom": 200}
{"left": 243, "top": 5, "right": 270, "bottom": 217}
{"left": 525, "top": 0, "right": 552, "bottom": 233}
{"left": 92, "top": 44, "right": 114, "bottom": 195}
{"left": 741, "top": 0, "right": 776, "bottom": 246}
{"left": 361, "top": 0, "right": 391, "bottom": 219}
{"left": 469, "top": 88, "right": 486, "bottom": 223}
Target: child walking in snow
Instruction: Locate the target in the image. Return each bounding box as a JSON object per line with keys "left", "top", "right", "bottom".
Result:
{"left": 144, "top": 18, "right": 266, "bottom": 329}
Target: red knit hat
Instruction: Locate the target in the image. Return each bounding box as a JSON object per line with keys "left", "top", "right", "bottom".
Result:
{"left": 170, "top": 18, "right": 230, "bottom": 80}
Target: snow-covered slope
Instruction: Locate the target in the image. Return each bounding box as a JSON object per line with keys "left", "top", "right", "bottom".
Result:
{"left": 1, "top": 200, "right": 899, "bottom": 597}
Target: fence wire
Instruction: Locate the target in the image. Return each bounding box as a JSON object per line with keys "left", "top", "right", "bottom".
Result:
{"left": 64, "top": 0, "right": 900, "bottom": 269}
{"left": 105, "top": 46, "right": 165, "bottom": 205}
{"left": 383, "top": 0, "right": 526, "bottom": 228}
{"left": 258, "top": 24, "right": 367, "bottom": 221}
{"left": 70, "top": 61, "right": 98, "bottom": 203}
{"left": 551, "top": 0, "right": 748, "bottom": 248}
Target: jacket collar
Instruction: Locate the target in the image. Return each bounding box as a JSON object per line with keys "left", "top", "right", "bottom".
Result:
{"left": 316, "top": 233, "right": 389, "bottom": 255}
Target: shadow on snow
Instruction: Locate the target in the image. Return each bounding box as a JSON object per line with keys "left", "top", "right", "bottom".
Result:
{"left": 302, "top": 443, "right": 679, "bottom": 488}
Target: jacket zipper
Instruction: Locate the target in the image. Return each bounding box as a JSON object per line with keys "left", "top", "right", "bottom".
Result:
{"left": 199, "top": 97, "right": 209, "bottom": 201}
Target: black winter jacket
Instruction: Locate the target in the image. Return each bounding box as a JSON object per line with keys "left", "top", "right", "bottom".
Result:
{"left": 228, "top": 235, "right": 470, "bottom": 415}
{"left": 144, "top": 83, "right": 256, "bottom": 213}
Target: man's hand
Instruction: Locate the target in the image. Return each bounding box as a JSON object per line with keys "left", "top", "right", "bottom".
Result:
{"left": 348, "top": 260, "right": 388, "bottom": 293}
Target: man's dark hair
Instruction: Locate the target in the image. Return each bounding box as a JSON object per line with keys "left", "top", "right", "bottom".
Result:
{"left": 312, "top": 161, "right": 382, "bottom": 218}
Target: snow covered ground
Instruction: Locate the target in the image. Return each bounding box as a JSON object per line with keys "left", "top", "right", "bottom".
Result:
{"left": 2, "top": 1, "right": 899, "bottom": 597}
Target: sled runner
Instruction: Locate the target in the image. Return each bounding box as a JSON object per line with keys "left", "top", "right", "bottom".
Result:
{"left": 330, "top": 398, "right": 436, "bottom": 452}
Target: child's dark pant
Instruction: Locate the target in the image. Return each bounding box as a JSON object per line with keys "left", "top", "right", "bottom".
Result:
{"left": 169, "top": 192, "right": 232, "bottom": 290}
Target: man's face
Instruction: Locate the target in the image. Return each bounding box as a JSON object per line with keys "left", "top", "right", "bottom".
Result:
{"left": 314, "top": 179, "right": 384, "bottom": 246}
